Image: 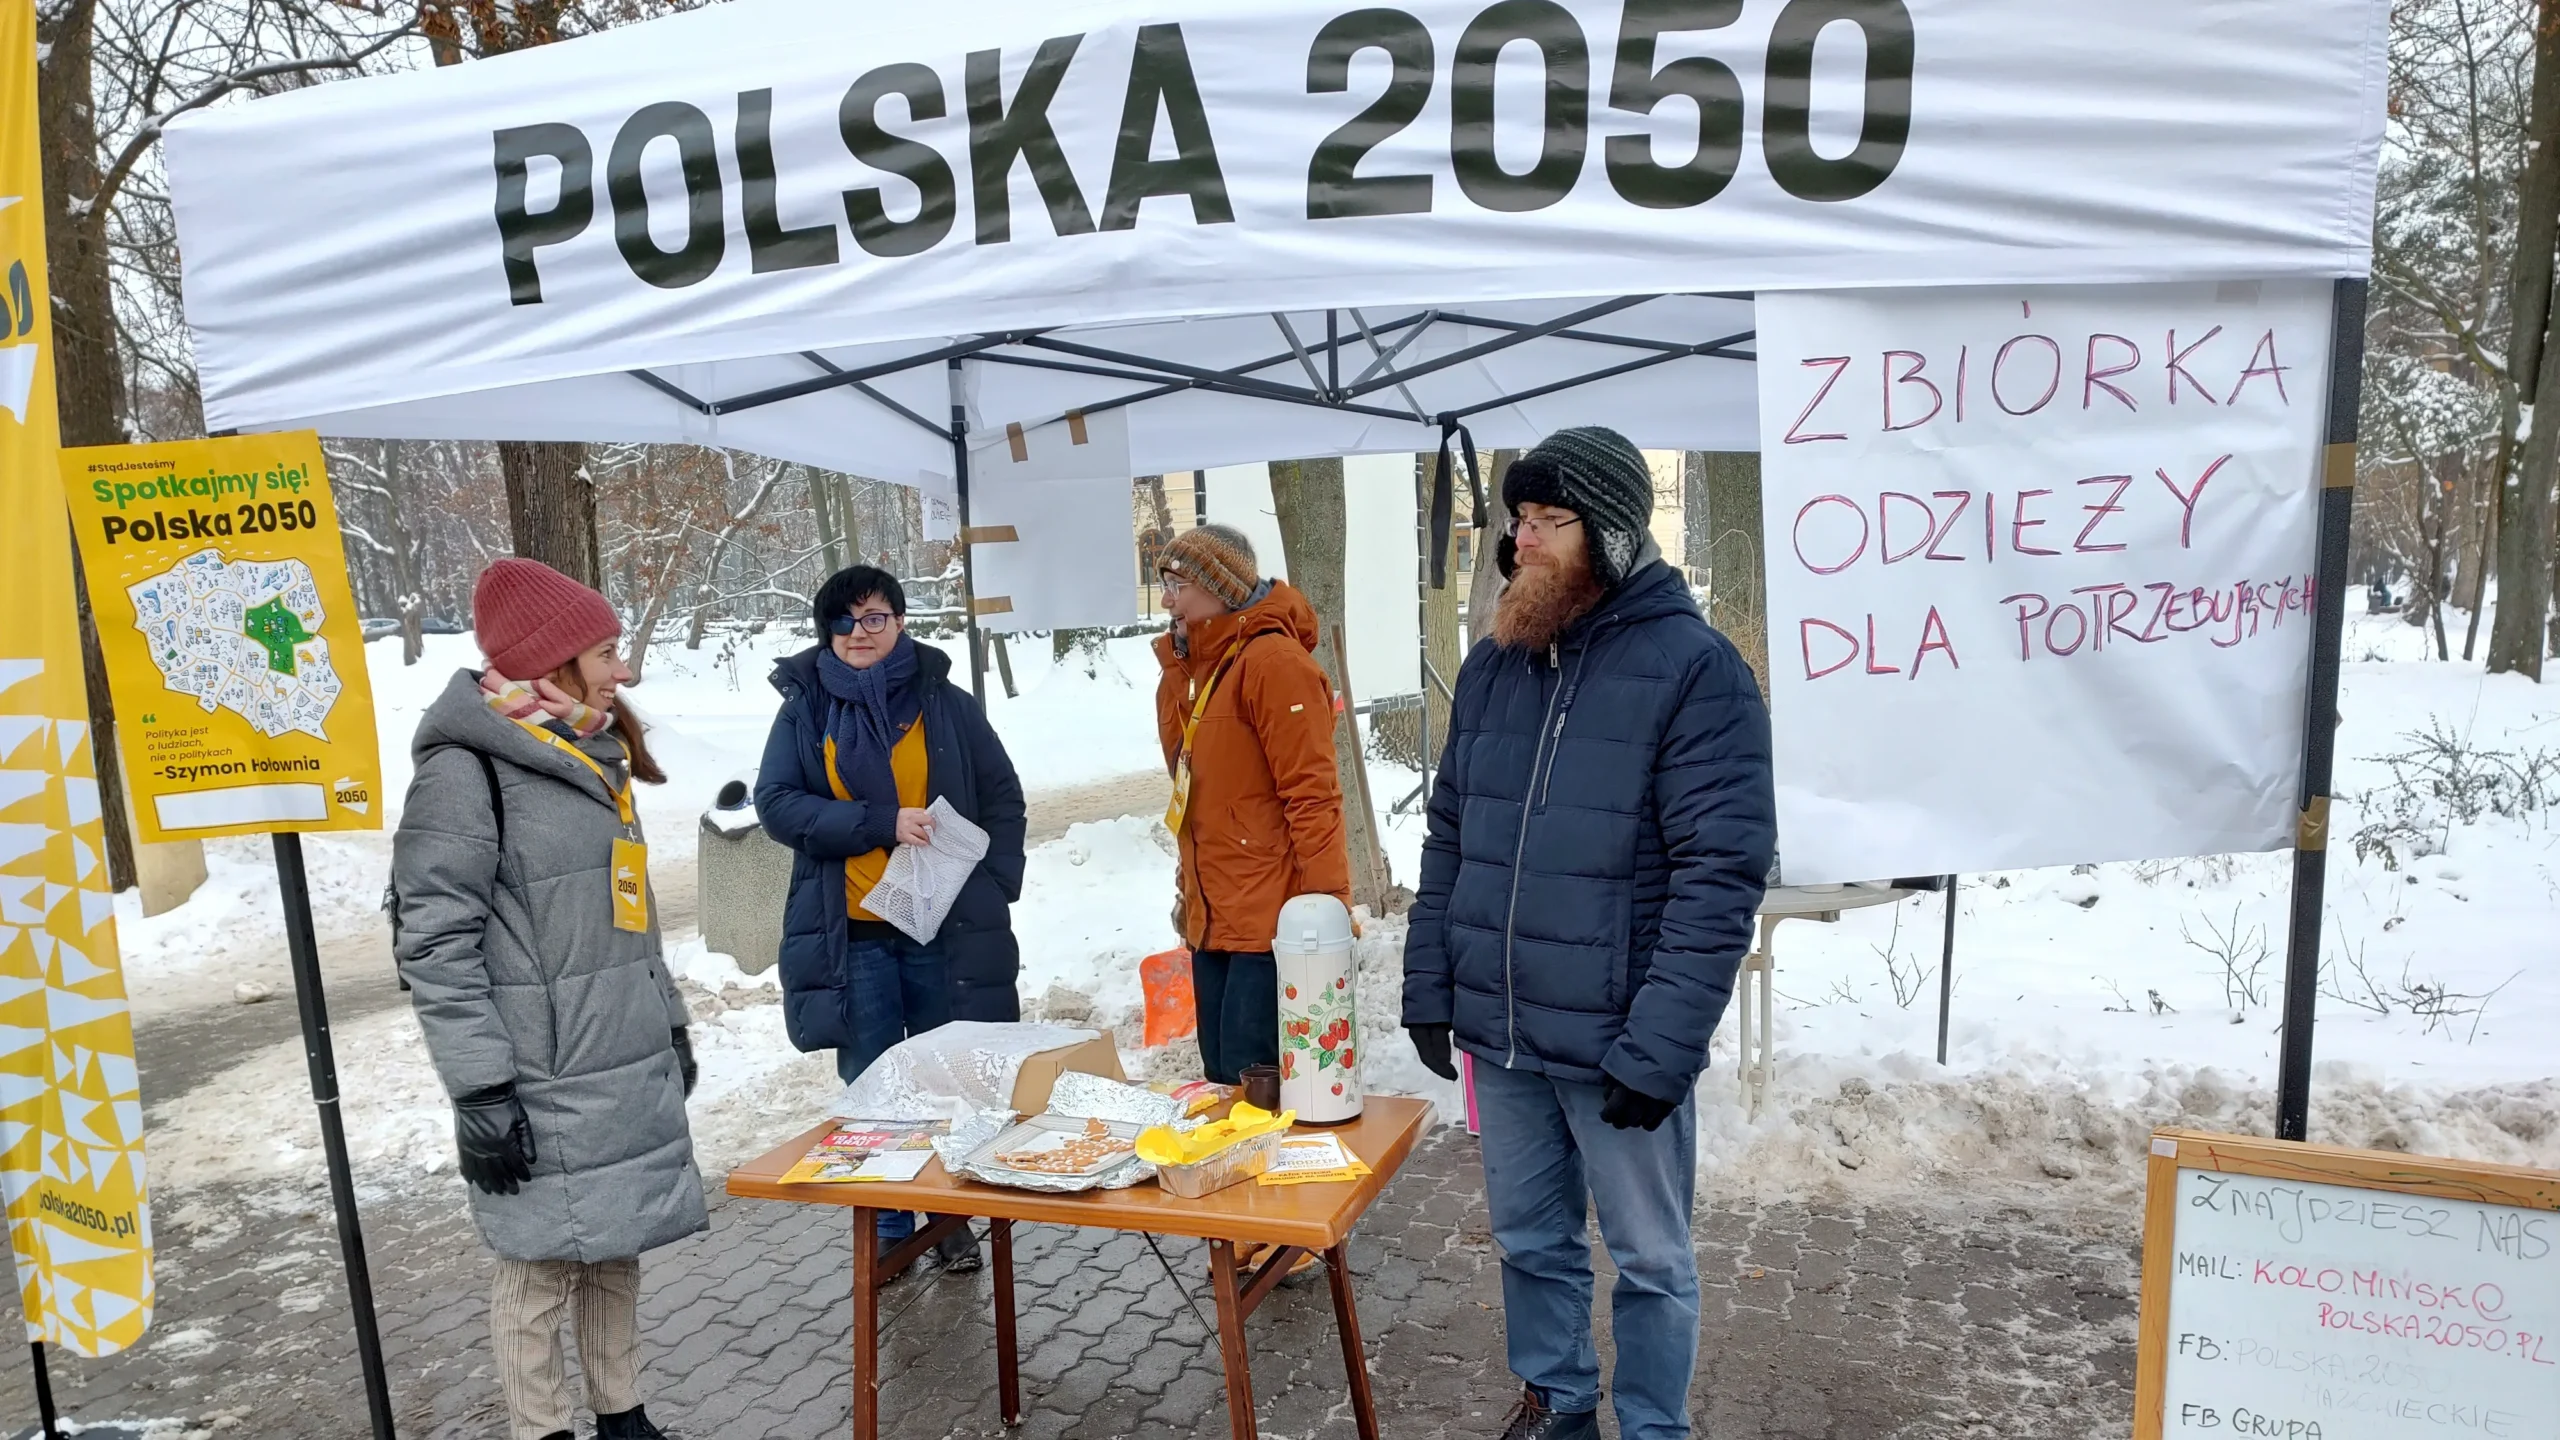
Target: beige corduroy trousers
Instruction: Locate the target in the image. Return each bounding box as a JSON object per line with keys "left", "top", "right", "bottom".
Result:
{"left": 490, "top": 1257, "right": 644, "bottom": 1440}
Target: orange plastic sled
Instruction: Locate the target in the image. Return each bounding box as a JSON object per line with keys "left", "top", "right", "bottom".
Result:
{"left": 1140, "top": 946, "right": 1197, "bottom": 1048}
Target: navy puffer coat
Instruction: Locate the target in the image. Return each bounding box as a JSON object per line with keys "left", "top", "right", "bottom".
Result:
{"left": 1401, "top": 560, "right": 1775, "bottom": 1101}
{"left": 756, "top": 643, "right": 1027, "bottom": 1051}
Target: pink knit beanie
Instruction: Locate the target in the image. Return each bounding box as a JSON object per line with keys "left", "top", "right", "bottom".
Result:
{"left": 472, "top": 558, "right": 620, "bottom": 680}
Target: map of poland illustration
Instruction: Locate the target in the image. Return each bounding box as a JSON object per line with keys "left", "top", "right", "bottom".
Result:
{"left": 127, "top": 548, "right": 339, "bottom": 741}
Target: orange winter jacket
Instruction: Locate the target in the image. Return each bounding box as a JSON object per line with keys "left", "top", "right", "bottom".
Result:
{"left": 1153, "top": 582, "right": 1352, "bottom": 952}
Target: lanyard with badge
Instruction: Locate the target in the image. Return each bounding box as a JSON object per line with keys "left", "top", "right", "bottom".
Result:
{"left": 511, "top": 719, "right": 652, "bottom": 933}
{"left": 1163, "top": 642, "right": 1243, "bottom": 835}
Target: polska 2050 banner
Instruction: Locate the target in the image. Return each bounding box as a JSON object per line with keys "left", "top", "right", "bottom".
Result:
{"left": 62, "top": 431, "right": 382, "bottom": 844}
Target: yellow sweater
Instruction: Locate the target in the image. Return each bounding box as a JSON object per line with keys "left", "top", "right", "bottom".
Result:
{"left": 825, "top": 719, "right": 927, "bottom": 921}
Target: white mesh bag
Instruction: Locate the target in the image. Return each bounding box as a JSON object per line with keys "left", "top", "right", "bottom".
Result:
{"left": 861, "top": 796, "right": 989, "bottom": 943}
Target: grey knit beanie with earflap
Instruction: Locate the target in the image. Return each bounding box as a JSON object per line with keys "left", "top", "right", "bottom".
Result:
{"left": 1498, "top": 426, "right": 1655, "bottom": 590}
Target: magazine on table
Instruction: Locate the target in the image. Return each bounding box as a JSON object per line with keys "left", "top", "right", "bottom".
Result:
{"left": 777, "top": 1119, "right": 950, "bottom": 1185}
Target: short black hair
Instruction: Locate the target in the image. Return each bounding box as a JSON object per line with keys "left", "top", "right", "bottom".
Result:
{"left": 813, "top": 565, "right": 905, "bottom": 631}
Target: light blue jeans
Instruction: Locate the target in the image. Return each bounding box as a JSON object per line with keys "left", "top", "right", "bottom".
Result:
{"left": 1473, "top": 1061, "right": 1701, "bottom": 1440}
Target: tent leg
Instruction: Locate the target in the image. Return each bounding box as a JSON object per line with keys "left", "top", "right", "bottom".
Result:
{"left": 947, "top": 359, "right": 986, "bottom": 705}
{"left": 2274, "top": 278, "right": 2366, "bottom": 1145}
{"left": 1935, "top": 875, "right": 1956, "bottom": 1066}
{"left": 277, "top": 833, "right": 399, "bottom": 1439}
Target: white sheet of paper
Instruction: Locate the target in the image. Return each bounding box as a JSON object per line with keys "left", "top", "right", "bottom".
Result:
{"left": 853, "top": 1151, "right": 933, "bottom": 1183}
{"left": 1754, "top": 281, "right": 2330, "bottom": 882}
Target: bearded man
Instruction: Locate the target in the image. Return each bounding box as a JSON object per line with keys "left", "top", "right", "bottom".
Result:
{"left": 1402, "top": 427, "right": 1774, "bottom": 1440}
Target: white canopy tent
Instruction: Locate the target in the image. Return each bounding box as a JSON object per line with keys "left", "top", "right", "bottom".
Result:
{"left": 164, "top": 0, "right": 2386, "bottom": 1129}
{"left": 164, "top": 0, "right": 2383, "bottom": 485}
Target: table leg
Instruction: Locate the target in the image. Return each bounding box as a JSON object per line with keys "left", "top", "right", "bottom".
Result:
{"left": 1755, "top": 916, "right": 1778, "bottom": 1115}
{"left": 992, "top": 1219, "right": 1020, "bottom": 1426}
{"left": 851, "top": 1206, "right": 879, "bottom": 1440}
{"left": 1209, "top": 1239, "right": 1259, "bottom": 1440}
{"left": 1324, "top": 1244, "right": 1380, "bottom": 1440}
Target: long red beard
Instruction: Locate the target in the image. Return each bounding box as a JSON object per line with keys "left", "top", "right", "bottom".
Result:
{"left": 1491, "top": 556, "right": 1603, "bottom": 652}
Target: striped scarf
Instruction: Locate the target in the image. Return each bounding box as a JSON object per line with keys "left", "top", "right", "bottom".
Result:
{"left": 479, "top": 669, "right": 612, "bottom": 738}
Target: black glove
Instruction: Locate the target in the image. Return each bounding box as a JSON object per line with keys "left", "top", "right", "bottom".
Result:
{"left": 454, "top": 1084, "right": 536, "bottom": 1195}
{"left": 1407, "top": 1023, "right": 1458, "bottom": 1082}
{"left": 672, "top": 1027, "right": 698, "bottom": 1098}
{"left": 1600, "top": 1073, "right": 1679, "bottom": 1132}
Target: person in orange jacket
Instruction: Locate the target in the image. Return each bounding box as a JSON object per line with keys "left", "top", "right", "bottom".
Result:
{"left": 1152, "top": 524, "right": 1353, "bottom": 1084}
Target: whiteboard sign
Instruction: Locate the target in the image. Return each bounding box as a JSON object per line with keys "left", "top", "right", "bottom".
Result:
{"left": 1753, "top": 282, "right": 2333, "bottom": 883}
{"left": 2139, "top": 1130, "right": 2560, "bottom": 1440}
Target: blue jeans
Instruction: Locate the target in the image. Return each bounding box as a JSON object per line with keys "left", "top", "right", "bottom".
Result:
{"left": 836, "top": 932, "right": 951, "bottom": 1242}
{"left": 1473, "top": 1061, "right": 1700, "bottom": 1440}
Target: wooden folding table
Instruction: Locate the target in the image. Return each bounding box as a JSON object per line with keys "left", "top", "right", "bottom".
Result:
{"left": 727, "top": 1095, "right": 1431, "bottom": 1440}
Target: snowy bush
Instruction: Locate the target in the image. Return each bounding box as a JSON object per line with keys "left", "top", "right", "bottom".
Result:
{"left": 2350, "top": 719, "right": 2560, "bottom": 870}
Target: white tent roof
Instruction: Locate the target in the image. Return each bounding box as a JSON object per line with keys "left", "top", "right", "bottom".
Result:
{"left": 163, "top": 0, "right": 2387, "bottom": 480}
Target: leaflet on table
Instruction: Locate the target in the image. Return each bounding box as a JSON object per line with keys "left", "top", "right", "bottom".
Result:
{"left": 777, "top": 1121, "right": 947, "bottom": 1185}
{"left": 1256, "top": 1133, "right": 1372, "bottom": 1187}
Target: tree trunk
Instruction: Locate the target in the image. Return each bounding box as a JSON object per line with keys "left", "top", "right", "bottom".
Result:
{"left": 1466, "top": 450, "right": 1516, "bottom": 648}
{"left": 498, "top": 440, "right": 600, "bottom": 587}
{"left": 40, "top": 0, "right": 137, "bottom": 890}
{"left": 1681, "top": 452, "right": 1713, "bottom": 576}
{"left": 2498, "top": 338, "right": 2560, "bottom": 679}
{"left": 2450, "top": 453, "right": 2490, "bottom": 615}
{"left": 379, "top": 441, "right": 429, "bottom": 665}
{"left": 990, "top": 633, "right": 1019, "bottom": 698}
{"left": 1267, "top": 457, "right": 1388, "bottom": 909}
{"left": 2424, "top": 459, "right": 2452, "bottom": 660}
{"left": 1415, "top": 455, "right": 1462, "bottom": 761}
{"left": 811, "top": 464, "right": 849, "bottom": 575}
{"left": 1701, "top": 453, "right": 1771, "bottom": 699}
{"left": 1138, "top": 474, "right": 1174, "bottom": 585}
{"left": 2488, "top": 2, "right": 2560, "bottom": 676}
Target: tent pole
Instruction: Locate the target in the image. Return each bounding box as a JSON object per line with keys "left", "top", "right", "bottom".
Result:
{"left": 277, "top": 832, "right": 399, "bottom": 1439}
{"left": 2274, "top": 277, "right": 2366, "bottom": 1144}
{"left": 947, "top": 358, "right": 986, "bottom": 704}
{"left": 28, "top": 1341, "right": 61, "bottom": 1438}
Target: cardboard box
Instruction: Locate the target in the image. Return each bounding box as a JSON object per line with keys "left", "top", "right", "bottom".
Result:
{"left": 1011, "top": 1035, "right": 1126, "bottom": 1113}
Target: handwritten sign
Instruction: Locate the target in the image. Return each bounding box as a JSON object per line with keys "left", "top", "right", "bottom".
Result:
{"left": 1753, "top": 281, "right": 2333, "bottom": 882}
{"left": 2138, "top": 1129, "right": 2560, "bottom": 1440}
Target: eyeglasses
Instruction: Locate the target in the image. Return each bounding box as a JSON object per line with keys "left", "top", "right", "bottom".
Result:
{"left": 1157, "top": 573, "right": 1189, "bottom": 597}
{"left": 1503, "top": 512, "right": 1583, "bottom": 540}
{"left": 829, "top": 611, "right": 897, "bottom": 636}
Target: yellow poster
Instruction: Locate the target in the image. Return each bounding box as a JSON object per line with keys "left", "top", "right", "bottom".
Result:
{"left": 0, "top": 0, "right": 154, "bottom": 1356}
{"left": 62, "top": 431, "right": 383, "bottom": 845}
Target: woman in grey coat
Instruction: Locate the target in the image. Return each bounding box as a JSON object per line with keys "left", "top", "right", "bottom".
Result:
{"left": 393, "top": 558, "right": 705, "bottom": 1440}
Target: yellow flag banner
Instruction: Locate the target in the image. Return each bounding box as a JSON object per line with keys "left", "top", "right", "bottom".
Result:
{"left": 62, "top": 431, "right": 383, "bottom": 845}
{"left": 0, "top": 0, "right": 154, "bottom": 1355}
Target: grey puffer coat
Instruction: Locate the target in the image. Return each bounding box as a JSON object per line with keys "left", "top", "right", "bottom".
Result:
{"left": 392, "top": 669, "right": 707, "bottom": 1264}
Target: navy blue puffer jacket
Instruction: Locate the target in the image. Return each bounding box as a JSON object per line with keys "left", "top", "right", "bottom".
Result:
{"left": 756, "top": 643, "right": 1028, "bottom": 1051}
{"left": 1401, "top": 560, "right": 1775, "bottom": 1101}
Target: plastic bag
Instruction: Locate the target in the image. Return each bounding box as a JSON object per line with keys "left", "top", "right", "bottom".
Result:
{"left": 1139, "top": 946, "right": 1196, "bottom": 1048}
{"left": 833, "top": 1020, "right": 1100, "bottom": 1122}
{"left": 861, "top": 796, "right": 989, "bottom": 943}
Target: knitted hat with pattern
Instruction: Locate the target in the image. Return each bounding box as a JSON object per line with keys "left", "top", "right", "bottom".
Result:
{"left": 1159, "top": 523, "right": 1261, "bottom": 610}
{"left": 473, "top": 557, "right": 621, "bottom": 681}
{"left": 1500, "top": 426, "right": 1656, "bottom": 590}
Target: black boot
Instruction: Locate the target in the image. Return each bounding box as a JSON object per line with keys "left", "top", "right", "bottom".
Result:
{"left": 1496, "top": 1386, "right": 1599, "bottom": 1440}
{"left": 595, "top": 1404, "right": 669, "bottom": 1439}
{"left": 936, "top": 1221, "right": 983, "bottom": 1274}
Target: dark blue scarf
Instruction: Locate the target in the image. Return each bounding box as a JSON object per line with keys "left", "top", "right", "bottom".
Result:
{"left": 816, "top": 635, "right": 921, "bottom": 835}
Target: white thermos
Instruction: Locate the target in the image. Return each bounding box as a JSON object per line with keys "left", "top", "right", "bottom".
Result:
{"left": 1272, "top": 893, "right": 1362, "bottom": 1124}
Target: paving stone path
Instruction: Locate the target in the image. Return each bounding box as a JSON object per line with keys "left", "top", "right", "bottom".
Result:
{"left": 4, "top": 1129, "right": 2142, "bottom": 1439}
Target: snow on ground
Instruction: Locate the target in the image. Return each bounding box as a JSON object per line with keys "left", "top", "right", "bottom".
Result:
{"left": 130, "top": 610, "right": 2560, "bottom": 1215}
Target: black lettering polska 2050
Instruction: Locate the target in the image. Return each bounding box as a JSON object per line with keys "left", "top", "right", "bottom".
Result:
{"left": 489, "top": 0, "right": 1915, "bottom": 304}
